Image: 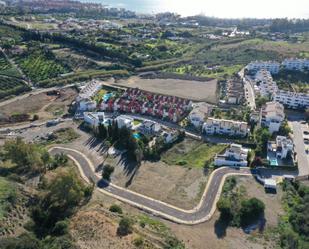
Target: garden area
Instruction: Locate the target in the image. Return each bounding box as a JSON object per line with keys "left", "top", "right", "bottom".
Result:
{"left": 162, "top": 138, "right": 226, "bottom": 168}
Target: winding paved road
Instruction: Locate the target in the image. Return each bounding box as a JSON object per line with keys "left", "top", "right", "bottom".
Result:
{"left": 49, "top": 147, "right": 253, "bottom": 225}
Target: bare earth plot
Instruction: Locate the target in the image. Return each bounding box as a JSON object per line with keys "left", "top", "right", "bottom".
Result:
{"left": 114, "top": 76, "right": 218, "bottom": 104}
{"left": 106, "top": 156, "right": 207, "bottom": 210}
{"left": 0, "top": 88, "right": 77, "bottom": 126}
{"left": 166, "top": 176, "right": 284, "bottom": 249}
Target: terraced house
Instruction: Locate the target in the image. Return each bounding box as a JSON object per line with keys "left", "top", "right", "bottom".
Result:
{"left": 100, "top": 88, "right": 192, "bottom": 122}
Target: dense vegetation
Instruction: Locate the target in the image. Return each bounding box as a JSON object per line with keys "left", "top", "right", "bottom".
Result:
{"left": 278, "top": 180, "right": 309, "bottom": 249}
{"left": 95, "top": 121, "right": 185, "bottom": 163}
{"left": 217, "top": 177, "right": 265, "bottom": 227}
{"left": 0, "top": 138, "right": 92, "bottom": 249}
{"left": 273, "top": 69, "right": 309, "bottom": 93}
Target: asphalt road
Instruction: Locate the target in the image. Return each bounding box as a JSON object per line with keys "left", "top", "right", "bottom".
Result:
{"left": 289, "top": 120, "right": 309, "bottom": 176}
{"left": 50, "top": 147, "right": 252, "bottom": 224}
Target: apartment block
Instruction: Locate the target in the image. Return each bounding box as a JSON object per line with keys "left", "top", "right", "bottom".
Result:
{"left": 202, "top": 118, "right": 249, "bottom": 137}
{"left": 273, "top": 90, "right": 309, "bottom": 109}
{"left": 261, "top": 102, "right": 285, "bottom": 134}
{"left": 246, "top": 61, "right": 280, "bottom": 74}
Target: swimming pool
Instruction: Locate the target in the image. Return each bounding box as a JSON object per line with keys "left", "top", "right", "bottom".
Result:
{"left": 133, "top": 133, "right": 141, "bottom": 139}
{"left": 103, "top": 93, "right": 113, "bottom": 102}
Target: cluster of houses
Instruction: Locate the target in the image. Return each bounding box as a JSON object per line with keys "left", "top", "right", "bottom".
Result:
{"left": 100, "top": 88, "right": 192, "bottom": 123}
{"left": 226, "top": 78, "right": 245, "bottom": 104}
{"left": 246, "top": 60, "right": 309, "bottom": 109}
{"left": 246, "top": 58, "right": 309, "bottom": 74}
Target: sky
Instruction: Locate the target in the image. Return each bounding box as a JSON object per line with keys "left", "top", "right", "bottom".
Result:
{"left": 96, "top": 0, "right": 309, "bottom": 18}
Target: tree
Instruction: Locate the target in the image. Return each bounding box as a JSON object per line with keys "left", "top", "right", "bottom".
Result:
{"left": 240, "top": 198, "right": 265, "bottom": 226}
{"left": 117, "top": 217, "right": 133, "bottom": 236}
{"left": 102, "top": 164, "right": 114, "bottom": 181}
{"left": 98, "top": 124, "right": 107, "bottom": 140}
{"left": 217, "top": 198, "right": 232, "bottom": 221}
{"left": 3, "top": 138, "right": 48, "bottom": 173}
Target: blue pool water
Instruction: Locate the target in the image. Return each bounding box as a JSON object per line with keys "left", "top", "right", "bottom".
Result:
{"left": 133, "top": 133, "right": 141, "bottom": 139}
{"left": 103, "top": 93, "right": 113, "bottom": 102}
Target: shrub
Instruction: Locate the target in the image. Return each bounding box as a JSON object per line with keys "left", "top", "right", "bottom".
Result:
{"left": 102, "top": 164, "right": 114, "bottom": 181}
{"left": 240, "top": 198, "right": 265, "bottom": 226}
{"left": 109, "top": 204, "right": 123, "bottom": 214}
{"left": 117, "top": 217, "right": 133, "bottom": 236}
{"left": 52, "top": 220, "right": 69, "bottom": 236}
{"left": 133, "top": 236, "right": 144, "bottom": 247}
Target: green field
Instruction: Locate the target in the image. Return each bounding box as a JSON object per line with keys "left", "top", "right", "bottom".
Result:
{"left": 15, "top": 49, "right": 70, "bottom": 83}
{"left": 0, "top": 76, "right": 30, "bottom": 99}
{"left": 162, "top": 140, "right": 226, "bottom": 168}
{"left": 164, "top": 64, "right": 243, "bottom": 80}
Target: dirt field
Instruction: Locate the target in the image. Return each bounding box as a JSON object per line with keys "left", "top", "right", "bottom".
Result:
{"left": 69, "top": 174, "right": 284, "bottom": 249}
{"left": 0, "top": 88, "right": 77, "bottom": 126}
{"left": 106, "top": 155, "right": 207, "bottom": 210}
{"left": 166, "top": 176, "right": 283, "bottom": 249}
{"left": 113, "top": 76, "right": 218, "bottom": 104}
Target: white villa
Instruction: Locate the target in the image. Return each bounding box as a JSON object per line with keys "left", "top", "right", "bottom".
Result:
{"left": 203, "top": 118, "right": 249, "bottom": 137}
{"left": 138, "top": 120, "right": 161, "bottom": 135}
{"left": 188, "top": 102, "right": 211, "bottom": 128}
{"left": 214, "top": 144, "right": 249, "bottom": 167}
{"left": 273, "top": 90, "right": 309, "bottom": 109}
{"left": 115, "top": 115, "right": 134, "bottom": 129}
{"left": 78, "top": 98, "right": 97, "bottom": 112}
{"left": 261, "top": 102, "right": 285, "bottom": 134}
{"left": 83, "top": 112, "right": 110, "bottom": 128}
{"left": 268, "top": 136, "right": 294, "bottom": 160}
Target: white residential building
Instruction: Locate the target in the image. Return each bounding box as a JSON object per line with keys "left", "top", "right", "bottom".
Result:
{"left": 188, "top": 102, "right": 211, "bottom": 128}
{"left": 162, "top": 130, "right": 179, "bottom": 144}
{"left": 214, "top": 144, "right": 249, "bottom": 167}
{"left": 268, "top": 136, "right": 294, "bottom": 159}
{"left": 254, "top": 69, "right": 278, "bottom": 97}
{"left": 261, "top": 102, "right": 285, "bottom": 134}
{"left": 282, "top": 58, "right": 309, "bottom": 71}
{"left": 78, "top": 98, "right": 97, "bottom": 112}
{"left": 246, "top": 61, "right": 280, "bottom": 74}
{"left": 83, "top": 112, "right": 108, "bottom": 127}
{"left": 273, "top": 90, "right": 309, "bottom": 109}
{"left": 203, "top": 118, "right": 249, "bottom": 137}
{"left": 115, "top": 115, "right": 134, "bottom": 129}
{"left": 138, "top": 120, "right": 161, "bottom": 135}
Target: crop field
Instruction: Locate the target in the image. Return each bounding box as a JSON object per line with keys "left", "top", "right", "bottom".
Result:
{"left": 0, "top": 76, "right": 30, "bottom": 100}
{"left": 114, "top": 76, "right": 218, "bottom": 103}
{"left": 0, "top": 52, "right": 21, "bottom": 78}
{"left": 15, "top": 50, "right": 70, "bottom": 83}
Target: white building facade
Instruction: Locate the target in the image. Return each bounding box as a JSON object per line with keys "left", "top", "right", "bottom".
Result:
{"left": 203, "top": 118, "right": 249, "bottom": 137}
{"left": 214, "top": 144, "right": 249, "bottom": 167}
{"left": 246, "top": 61, "right": 280, "bottom": 74}
{"left": 273, "top": 90, "right": 309, "bottom": 109}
